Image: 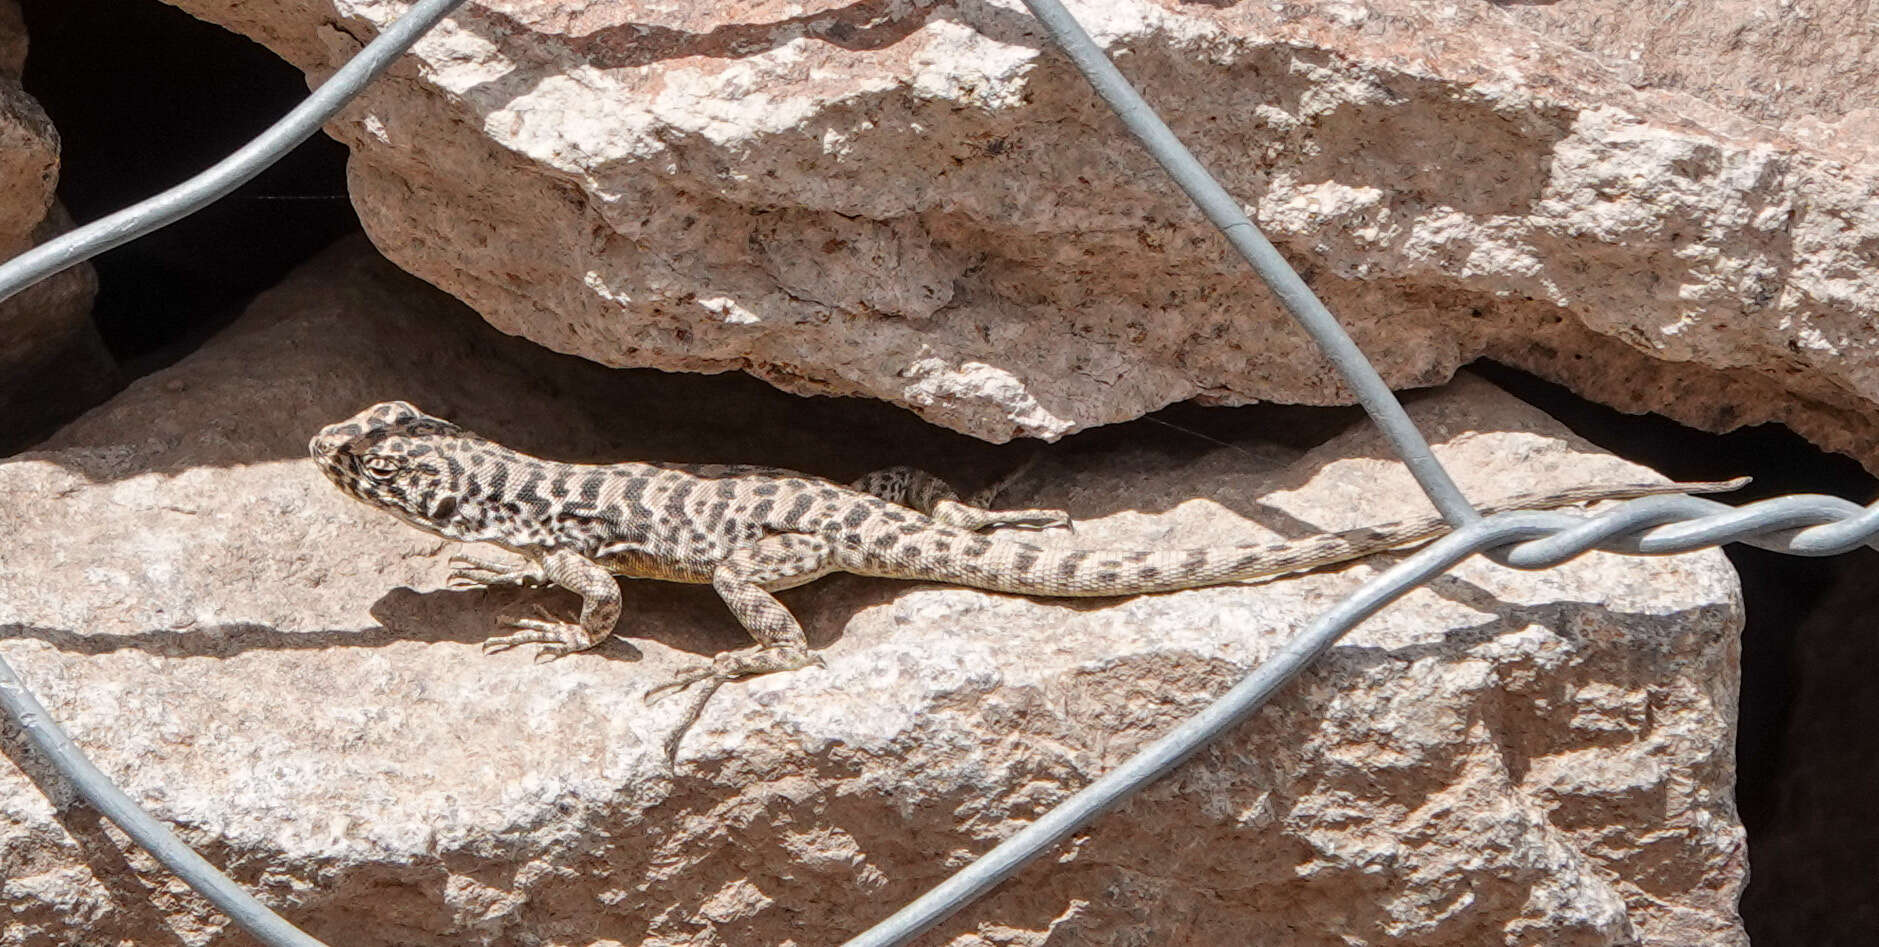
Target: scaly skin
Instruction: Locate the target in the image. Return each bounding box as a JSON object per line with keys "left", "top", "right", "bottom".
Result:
{"left": 311, "top": 400, "right": 1745, "bottom": 757}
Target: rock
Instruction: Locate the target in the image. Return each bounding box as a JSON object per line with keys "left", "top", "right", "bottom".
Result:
{"left": 0, "top": 0, "right": 110, "bottom": 454}
{"left": 0, "top": 83, "right": 54, "bottom": 243}
{"left": 0, "top": 204, "right": 111, "bottom": 456}
{"left": 0, "top": 238, "right": 1744, "bottom": 944}
{"left": 143, "top": 0, "right": 1879, "bottom": 467}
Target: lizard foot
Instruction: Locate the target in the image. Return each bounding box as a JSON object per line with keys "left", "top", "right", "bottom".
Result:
{"left": 448, "top": 554, "right": 548, "bottom": 591}
{"left": 483, "top": 605, "right": 597, "bottom": 661}
{"left": 645, "top": 646, "right": 826, "bottom": 703}
{"left": 645, "top": 646, "right": 827, "bottom": 762}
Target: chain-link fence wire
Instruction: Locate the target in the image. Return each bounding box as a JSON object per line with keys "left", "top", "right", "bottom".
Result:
{"left": 0, "top": 0, "right": 470, "bottom": 307}
{"left": 0, "top": 3, "right": 470, "bottom": 944}
{"left": 0, "top": 2, "right": 1873, "bottom": 946}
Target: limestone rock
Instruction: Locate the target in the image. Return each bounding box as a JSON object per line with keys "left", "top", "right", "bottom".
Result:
{"left": 0, "top": 239, "right": 1744, "bottom": 944}
{"left": 142, "top": 0, "right": 1879, "bottom": 467}
{"left": 0, "top": 0, "right": 110, "bottom": 454}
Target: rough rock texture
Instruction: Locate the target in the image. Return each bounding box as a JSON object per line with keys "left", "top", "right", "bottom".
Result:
{"left": 0, "top": 239, "right": 1744, "bottom": 944}
{"left": 0, "top": 0, "right": 109, "bottom": 455}
{"left": 144, "top": 0, "right": 1879, "bottom": 467}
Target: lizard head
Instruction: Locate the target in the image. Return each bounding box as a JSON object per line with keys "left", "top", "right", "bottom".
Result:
{"left": 310, "top": 401, "right": 474, "bottom": 533}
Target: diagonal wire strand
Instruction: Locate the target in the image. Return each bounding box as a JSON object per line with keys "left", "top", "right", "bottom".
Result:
{"left": 0, "top": 0, "right": 471, "bottom": 307}
{"left": 0, "top": 2, "right": 1870, "bottom": 947}
{"left": 843, "top": 491, "right": 1879, "bottom": 946}
{"left": 0, "top": 2, "right": 470, "bottom": 945}
{"left": 839, "top": 1, "right": 1877, "bottom": 944}
{"left": 1007, "top": 0, "right": 1479, "bottom": 527}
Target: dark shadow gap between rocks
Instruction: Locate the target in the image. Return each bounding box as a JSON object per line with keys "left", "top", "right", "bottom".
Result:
{"left": 17, "top": 0, "right": 359, "bottom": 379}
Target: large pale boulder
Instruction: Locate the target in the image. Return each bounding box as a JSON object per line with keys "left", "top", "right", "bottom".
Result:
{"left": 141, "top": 0, "right": 1879, "bottom": 467}
{"left": 0, "top": 239, "right": 1743, "bottom": 944}
{"left": 0, "top": 0, "right": 109, "bottom": 454}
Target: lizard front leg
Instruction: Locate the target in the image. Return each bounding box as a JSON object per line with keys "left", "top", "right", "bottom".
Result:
{"left": 477, "top": 548, "right": 622, "bottom": 660}
{"left": 851, "top": 465, "right": 1069, "bottom": 531}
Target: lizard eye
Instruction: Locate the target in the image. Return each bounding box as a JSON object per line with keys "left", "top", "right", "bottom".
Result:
{"left": 359, "top": 455, "right": 401, "bottom": 480}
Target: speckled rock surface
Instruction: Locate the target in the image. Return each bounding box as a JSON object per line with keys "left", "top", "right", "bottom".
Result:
{"left": 0, "top": 239, "right": 1744, "bottom": 944}
{"left": 133, "top": 0, "right": 1879, "bottom": 469}
{"left": 0, "top": 0, "right": 108, "bottom": 454}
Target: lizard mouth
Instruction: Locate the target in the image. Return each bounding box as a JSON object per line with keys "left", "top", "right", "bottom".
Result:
{"left": 307, "top": 427, "right": 376, "bottom": 501}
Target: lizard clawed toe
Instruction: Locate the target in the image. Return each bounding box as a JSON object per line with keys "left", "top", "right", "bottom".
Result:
{"left": 644, "top": 663, "right": 719, "bottom": 704}
{"left": 448, "top": 554, "right": 546, "bottom": 591}
{"left": 659, "top": 676, "right": 727, "bottom": 763}
{"left": 483, "top": 605, "right": 590, "bottom": 660}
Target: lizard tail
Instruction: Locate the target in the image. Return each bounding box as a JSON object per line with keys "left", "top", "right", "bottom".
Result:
{"left": 898, "top": 477, "right": 1748, "bottom": 598}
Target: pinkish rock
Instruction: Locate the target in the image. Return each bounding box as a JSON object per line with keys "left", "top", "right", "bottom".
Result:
{"left": 133, "top": 0, "right": 1879, "bottom": 470}
{"left": 0, "top": 238, "right": 1744, "bottom": 945}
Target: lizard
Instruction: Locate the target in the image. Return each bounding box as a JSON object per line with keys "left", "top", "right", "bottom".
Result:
{"left": 310, "top": 400, "right": 1747, "bottom": 758}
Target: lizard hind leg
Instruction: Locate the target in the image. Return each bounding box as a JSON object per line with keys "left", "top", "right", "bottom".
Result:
{"left": 646, "top": 533, "right": 835, "bottom": 759}
{"left": 851, "top": 465, "right": 1069, "bottom": 531}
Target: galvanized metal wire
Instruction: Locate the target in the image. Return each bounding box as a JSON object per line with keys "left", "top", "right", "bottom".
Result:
{"left": 0, "top": 1, "right": 1869, "bottom": 946}
{"left": 840, "top": 8, "right": 1879, "bottom": 938}
{"left": 0, "top": 659, "right": 328, "bottom": 947}
{"left": 0, "top": 2, "right": 468, "bottom": 945}
{"left": 1011, "top": 0, "right": 1480, "bottom": 527}
{"left": 841, "top": 493, "right": 1879, "bottom": 946}
{"left": 0, "top": 0, "right": 470, "bottom": 307}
